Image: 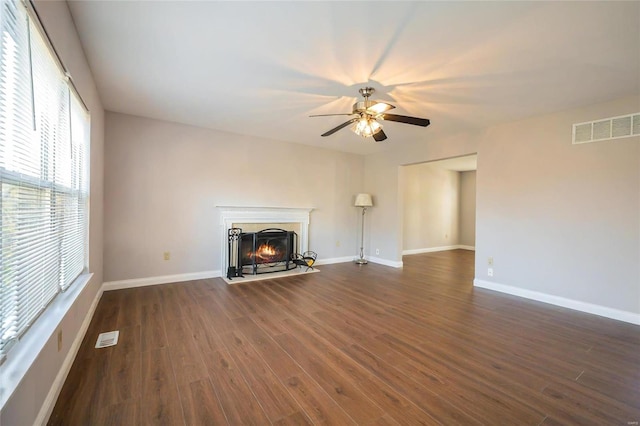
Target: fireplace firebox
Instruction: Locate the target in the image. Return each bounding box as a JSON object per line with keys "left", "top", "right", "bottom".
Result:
{"left": 227, "top": 228, "right": 298, "bottom": 278}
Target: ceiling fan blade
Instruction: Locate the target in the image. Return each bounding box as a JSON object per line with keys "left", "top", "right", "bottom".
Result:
{"left": 321, "top": 118, "right": 359, "bottom": 137}
{"left": 373, "top": 129, "right": 387, "bottom": 142}
{"left": 310, "top": 113, "right": 353, "bottom": 117}
{"left": 366, "top": 102, "right": 395, "bottom": 115}
{"left": 381, "top": 114, "right": 430, "bottom": 127}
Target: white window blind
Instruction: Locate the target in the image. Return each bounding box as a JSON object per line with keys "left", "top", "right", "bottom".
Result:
{"left": 0, "top": 0, "right": 90, "bottom": 361}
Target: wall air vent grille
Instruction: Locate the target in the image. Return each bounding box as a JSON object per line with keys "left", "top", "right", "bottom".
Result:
{"left": 573, "top": 112, "right": 640, "bottom": 144}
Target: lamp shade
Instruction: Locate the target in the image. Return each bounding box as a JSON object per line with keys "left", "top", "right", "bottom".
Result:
{"left": 354, "top": 193, "right": 373, "bottom": 207}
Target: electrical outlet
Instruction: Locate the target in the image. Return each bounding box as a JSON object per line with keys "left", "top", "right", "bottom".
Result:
{"left": 375, "top": 248, "right": 380, "bottom": 255}
{"left": 488, "top": 256, "right": 494, "bottom": 266}
{"left": 57, "top": 329, "right": 63, "bottom": 352}
{"left": 336, "top": 240, "right": 341, "bottom": 247}
{"left": 488, "top": 267, "right": 493, "bottom": 277}
{"left": 163, "top": 251, "right": 170, "bottom": 261}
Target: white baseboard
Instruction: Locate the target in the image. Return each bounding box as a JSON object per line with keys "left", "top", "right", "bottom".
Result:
{"left": 103, "top": 270, "right": 221, "bottom": 291}
{"left": 368, "top": 256, "right": 403, "bottom": 268}
{"left": 315, "top": 256, "right": 353, "bottom": 266}
{"left": 403, "top": 245, "right": 475, "bottom": 255}
{"left": 35, "top": 285, "right": 104, "bottom": 425}
{"left": 474, "top": 279, "right": 640, "bottom": 325}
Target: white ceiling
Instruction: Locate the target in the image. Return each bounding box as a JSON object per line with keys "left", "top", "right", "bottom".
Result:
{"left": 67, "top": 1, "right": 640, "bottom": 155}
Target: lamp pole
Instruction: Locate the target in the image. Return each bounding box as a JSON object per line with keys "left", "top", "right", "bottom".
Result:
{"left": 354, "top": 193, "right": 373, "bottom": 265}
{"left": 355, "top": 206, "right": 368, "bottom": 264}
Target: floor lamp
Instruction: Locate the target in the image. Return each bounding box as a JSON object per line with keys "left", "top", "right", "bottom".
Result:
{"left": 354, "top": 193, "right": 373, "bottom": 264}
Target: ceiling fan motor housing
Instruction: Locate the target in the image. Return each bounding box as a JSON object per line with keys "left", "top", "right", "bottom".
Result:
{"left": 354, "top": 87, "right": 377, "bottom": 114}
{"left": 353, "top": 100, "right": 378, "bottom": 114}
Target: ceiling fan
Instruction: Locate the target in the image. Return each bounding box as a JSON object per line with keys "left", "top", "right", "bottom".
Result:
{"left": 310, "top": 87, "right": 430, "bottom": 142}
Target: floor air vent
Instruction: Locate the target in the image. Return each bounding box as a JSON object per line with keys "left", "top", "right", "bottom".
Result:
{"left": 95, "top": 330, "right": 119, "bottom": 348}
{"left": 573, "top": 113, "right": 640, "bottom": 144}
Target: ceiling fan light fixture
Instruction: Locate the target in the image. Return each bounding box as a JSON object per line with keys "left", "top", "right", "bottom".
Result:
{"left": 369, "top": 119, "right": 381, "bottom": 133}
{"left": 352, "top": 116, "right": 382, "bottom": 137}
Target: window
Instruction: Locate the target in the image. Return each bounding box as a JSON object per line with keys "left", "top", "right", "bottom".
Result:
{"left": 0, "top": 0, "right": 90, "bottom": 361}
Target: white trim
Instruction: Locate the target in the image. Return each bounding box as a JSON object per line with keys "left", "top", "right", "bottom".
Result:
{"left": 315, "top": 256, "right": 354, "bottom": 265}
{"left": 103, "top": 271, "right": 221, "bottom": 291}
{"left": 474, "top": 279, "right": 640, "bottom": 325}
{"left": 217, "top": 206, "right": 313, "bottom": 277}
{"left": 403, "top": 245, "right": 457, "bottom": 255}
{"left": 402, "top": 245, "right": 475, "bottom": 255}
{"left": 0, "top": 272, "right": 94, "bottom": 412}
{"left": 368, "top": 257, "right": 403, "bottom": 268}
{"left": 35, "top": 284, "right": 103, "bottom": 425}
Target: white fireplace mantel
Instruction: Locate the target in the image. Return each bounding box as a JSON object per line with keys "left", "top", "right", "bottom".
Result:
{"left": 217, "top": 206, "right": 313, "bottom": 279}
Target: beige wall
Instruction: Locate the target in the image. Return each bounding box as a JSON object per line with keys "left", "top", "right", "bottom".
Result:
{"left": 104, "top": 112, "right": 364, "bottom": 282}
{"left": 0, "top": 1, "right": 105, "bottom": 425}
{"left": 476, "top": 96, "right": 639, "bottom": 312}
{"left": 402, "top": 164, "right": 460, "bottom": 251}
{"left": 401, "top": 166, "right": 476, "bottom": 252}
{"left": 459, "top": 170, "right": 476, "bottom": 247}
{"left": 365, "top": 95, "right": 639, "bottom": 315}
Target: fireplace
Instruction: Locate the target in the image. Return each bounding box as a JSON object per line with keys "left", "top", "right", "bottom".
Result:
{"left": 218, "top": 206, "right": 313, "bottom": 281}
{"left": 239, "top": 228, "right": 297, "bottom": 275}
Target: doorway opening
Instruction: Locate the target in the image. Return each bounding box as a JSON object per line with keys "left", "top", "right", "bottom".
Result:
{"left": 400, "top": 154, "right": 477, "bottom": 257}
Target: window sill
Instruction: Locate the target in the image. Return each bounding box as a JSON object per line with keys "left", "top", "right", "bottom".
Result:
{"left": 0, "top": 272, "right": 95, "bottom": 411}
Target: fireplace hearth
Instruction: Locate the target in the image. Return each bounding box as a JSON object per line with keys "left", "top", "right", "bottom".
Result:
{"left": 227, "top": 228, "right": 297, "bottom": 278}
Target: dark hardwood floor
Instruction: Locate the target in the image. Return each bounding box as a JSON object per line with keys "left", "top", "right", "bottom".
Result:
{"left": 49, "top": 250, "right": 640, "bottom": 425}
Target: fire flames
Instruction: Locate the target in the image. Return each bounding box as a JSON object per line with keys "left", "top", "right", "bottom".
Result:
{"left": 252, "top": 243, "right": 281, "bottom": 262}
